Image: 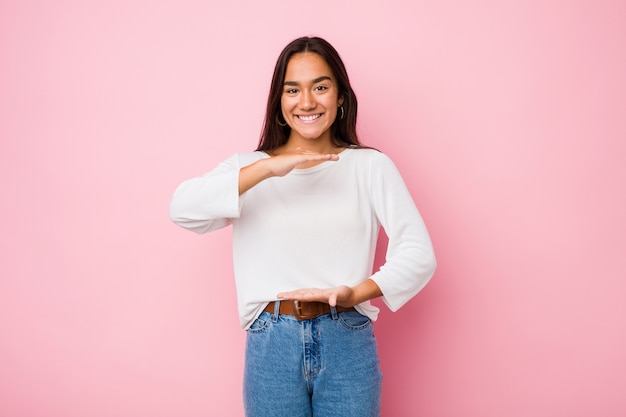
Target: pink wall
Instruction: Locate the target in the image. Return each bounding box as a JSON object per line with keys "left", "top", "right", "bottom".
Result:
{"left": 1, "top": 1, "right": 625, "bottom": 416}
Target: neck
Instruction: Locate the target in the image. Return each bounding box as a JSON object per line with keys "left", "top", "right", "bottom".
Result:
{"left": 284, "top": 134, "right": 343, "bottom": 154}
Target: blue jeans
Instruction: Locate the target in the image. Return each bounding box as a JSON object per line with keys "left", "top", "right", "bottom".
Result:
{"left": 243, "top": 303, "right": 383, "bottom": 417}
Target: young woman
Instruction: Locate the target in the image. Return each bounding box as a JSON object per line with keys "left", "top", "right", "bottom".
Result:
{"left": 169, "top": 36, "right": 436, "bottom": 417}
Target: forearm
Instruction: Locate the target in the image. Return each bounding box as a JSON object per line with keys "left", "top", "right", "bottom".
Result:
{"left": 238, "top": 159, "right": 273, "bottom": 195}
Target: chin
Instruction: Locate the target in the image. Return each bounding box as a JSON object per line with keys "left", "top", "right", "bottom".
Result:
{"left": 298, "top": 128, "right": 331, "bottom": 141}
{"left": 302, "top": 134, "right": 324, "bottom": 140}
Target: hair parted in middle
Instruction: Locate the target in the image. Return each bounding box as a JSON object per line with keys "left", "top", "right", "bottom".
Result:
{"left": 256, "top": 36, "right": 361, "bottom": 152}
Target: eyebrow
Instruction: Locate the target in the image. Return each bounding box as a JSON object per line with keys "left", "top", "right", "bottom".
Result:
{"left": 283, "top": 76, "right": 332, "bottom": 86}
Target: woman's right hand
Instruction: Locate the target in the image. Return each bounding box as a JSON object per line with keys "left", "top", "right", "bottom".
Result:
{"left": 265, "top": 147, "right": 340, "bottom": 177}
{"left": 239, "top": 148, "right": 339, "bottom": 194}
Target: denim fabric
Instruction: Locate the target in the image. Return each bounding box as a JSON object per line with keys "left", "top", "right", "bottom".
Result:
{"left": 243, "top": 304, "right": 382, "bottom": 417}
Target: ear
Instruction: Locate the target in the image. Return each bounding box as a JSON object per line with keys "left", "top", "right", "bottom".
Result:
{"left": 338, "top": 95, "right": 345, "bottom": 107}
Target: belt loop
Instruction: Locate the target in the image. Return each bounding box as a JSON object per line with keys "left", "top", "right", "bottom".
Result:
{"left": 330, "top": 305, "right": 338, "bottom": 320}
{"left": 272, "top": 300, "right": 280, "bottom": 323}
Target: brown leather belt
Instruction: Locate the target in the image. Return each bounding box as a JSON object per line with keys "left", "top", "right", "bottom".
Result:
{"left": 264, "top": 301, "right": 356, "bottom": 321}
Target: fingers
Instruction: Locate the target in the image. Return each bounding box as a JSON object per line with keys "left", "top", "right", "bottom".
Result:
{"left": 277, "top": 287, "right": 345, "bottom": 307}
{"left": 290, "top": 147, "right": 340, "bottom": 161}
{"left": 277, "top": 288, "right": 328, "bottom": 302}
{"left": 267, "top": 151, "right": 338, "bottom": 177}
{"left": 293, "top": 152, "right": 339, "bottom": 163}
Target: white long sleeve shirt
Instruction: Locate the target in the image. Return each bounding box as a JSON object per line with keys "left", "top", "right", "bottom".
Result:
{"left": 169, "top": 147, "right": 436, "bottom": 329}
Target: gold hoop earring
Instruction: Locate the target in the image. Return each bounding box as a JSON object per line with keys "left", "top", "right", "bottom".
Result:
{"left": 276, "top": 115, "right": 287, "bottom": 127}
{"left": 339, "top": 105, "right": 345, "bottom": 120}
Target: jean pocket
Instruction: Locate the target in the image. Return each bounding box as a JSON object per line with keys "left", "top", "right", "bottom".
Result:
{"left": 247, "top": 314, "right": 271, "bottom": 334}
{"left": 338, "top": 311, "right": 372, "bottom": 331}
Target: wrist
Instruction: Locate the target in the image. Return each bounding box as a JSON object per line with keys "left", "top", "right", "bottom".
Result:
{"left": 349, "top": 279, "right": 382, "bottom": 306}
{"left": 255, "top": 158, "right": 276, "bottom": 179}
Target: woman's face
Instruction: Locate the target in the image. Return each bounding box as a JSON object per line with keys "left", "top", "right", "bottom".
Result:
{"left": 281, "top": 52, "right": 344, "bottom": 143}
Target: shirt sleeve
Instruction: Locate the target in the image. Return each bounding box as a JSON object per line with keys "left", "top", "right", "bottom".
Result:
{"left": 368, "top": 152, "right": 437, "bottom": 311}
{"left": 168, "top": 153, "right": 254, "bottom": 234}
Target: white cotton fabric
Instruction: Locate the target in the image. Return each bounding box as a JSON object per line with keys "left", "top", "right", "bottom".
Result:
{"left": 169, "top": 148, "right": 436, "bottom": 329}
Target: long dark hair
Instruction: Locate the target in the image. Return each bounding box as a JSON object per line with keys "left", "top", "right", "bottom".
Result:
{"left": 256, "top": 37, "right": 361, "bottom": 151}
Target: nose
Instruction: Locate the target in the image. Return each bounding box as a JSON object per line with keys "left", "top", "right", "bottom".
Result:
{"left": 299, "top": 89, "right": 315, "bottom": 110}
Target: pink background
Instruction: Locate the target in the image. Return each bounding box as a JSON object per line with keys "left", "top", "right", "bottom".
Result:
{"left": 1, "top": 1, "right": 625, "bottom": 416}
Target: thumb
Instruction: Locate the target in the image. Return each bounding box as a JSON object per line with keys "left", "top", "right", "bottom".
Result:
{"left": 328, "top": 292, "right": 338, "bottom": 307}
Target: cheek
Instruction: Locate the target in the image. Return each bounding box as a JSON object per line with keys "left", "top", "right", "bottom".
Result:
{"left": 281, "top": 97, "right": 293, "bottom": 115}
{"left": 324, "top": 94, "right": 340, "bottom": 114}
{"left": 326, "top": 101, "right": 338, "bottom": 119}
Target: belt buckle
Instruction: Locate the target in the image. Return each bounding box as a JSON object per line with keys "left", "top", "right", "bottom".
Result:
{"left": 293, "top": 301, "right": 320, "bottom": 321}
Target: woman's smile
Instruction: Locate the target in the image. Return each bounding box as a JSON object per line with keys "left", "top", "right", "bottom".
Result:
{"left": 296, "top": 113, "right": 323, "bottom": 123}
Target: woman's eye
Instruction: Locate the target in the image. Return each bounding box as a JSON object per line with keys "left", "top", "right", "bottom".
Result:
{"left": 285, "top": 88, "right": 298, "bottom": 94}
{"left": 315, "top": 85, "right": 328, "bottom": 91}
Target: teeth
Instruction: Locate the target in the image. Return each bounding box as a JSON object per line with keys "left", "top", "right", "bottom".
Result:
{"left": 298, "top": 114, "right": 321, "bottom": 121}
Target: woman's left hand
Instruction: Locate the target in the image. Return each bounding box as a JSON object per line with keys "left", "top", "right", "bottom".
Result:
{"left": 277, "top": 286, "right": 355, "bottom": 308}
